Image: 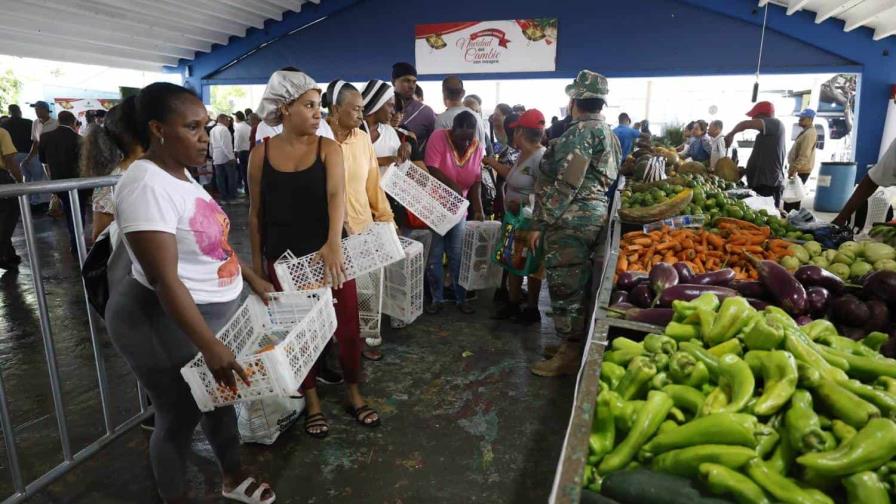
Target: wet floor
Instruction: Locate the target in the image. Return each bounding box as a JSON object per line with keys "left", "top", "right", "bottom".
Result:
{"left": 0, "top": 199, "right": 574, "bottom": 503}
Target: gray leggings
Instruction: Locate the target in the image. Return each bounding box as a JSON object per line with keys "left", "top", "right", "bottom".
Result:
{"left": 106, "top": 276, "right": 241, "bottom": 500}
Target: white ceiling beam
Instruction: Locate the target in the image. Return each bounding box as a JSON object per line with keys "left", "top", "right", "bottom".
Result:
{"left": 147, "top": 0, "right": 267, "bottom": 30}
{"left": 220, "top": 0, "right": 285, "bottom": 22}
{"left": 0, "top": 21, "right": 195, "bottom": 60}
{"left": 0, "top": 30, "right": 180, "bottom": 67}
{"left": 816, "top": 0, "right": 867, "bottom": 24}
{"left": 20, "top": 0, "right": 231, "bottom": 45}
{"left": 873, "top": 25, "right": 896, "bottom": 40}
{"left": 0, "top": 40, "right": 166, "bottom": 72}
{"left": 80, "top": 0, "right": 246, "bottom": 39}
{"left": 844, "top": 3, "right": 896, "bottom": 31}
{"left": 306, "top": 0, "right": 321, "bottom": 4}
{"left": 786, "top": 0, "right": 812, "bottom": 15}
{"left": 265, "top": 0, "right": 305, "bottom": 12}
{"left": 758, "top": 0, "right": 771, "bottom": 6}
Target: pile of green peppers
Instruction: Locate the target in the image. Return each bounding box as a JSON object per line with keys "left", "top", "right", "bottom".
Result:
{"left": 587, "top": 293, "right": 896, "bottom": 504}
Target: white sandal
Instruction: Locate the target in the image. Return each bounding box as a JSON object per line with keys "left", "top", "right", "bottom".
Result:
{"left": 222, "top": 477, "right": 276, "bottom": 504}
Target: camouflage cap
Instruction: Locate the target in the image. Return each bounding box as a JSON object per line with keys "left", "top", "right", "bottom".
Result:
{"left": 565, "top": 70, "right": 609, "bottom": 100}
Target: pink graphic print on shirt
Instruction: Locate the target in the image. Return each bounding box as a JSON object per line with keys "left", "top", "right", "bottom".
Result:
{"left": 190, "top": 197, "right": 240, "bottom": 286}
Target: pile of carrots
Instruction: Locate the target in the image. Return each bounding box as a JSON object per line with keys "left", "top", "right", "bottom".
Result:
{"left": 617, "top": 218, "right": 794, "bottom": 280}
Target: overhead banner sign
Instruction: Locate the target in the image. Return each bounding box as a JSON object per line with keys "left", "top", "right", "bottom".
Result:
{"left": 415, "top": 19, "right": 558, "bottom": 75}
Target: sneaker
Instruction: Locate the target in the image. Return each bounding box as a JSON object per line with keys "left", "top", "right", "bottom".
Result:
{"left": 316, "top": 365, "right": 344, "bottom": 385}
{"left": 491, "top": 303, "right": 520, "bottom": 320}
{"left": 515, "top": 307, "right": 542, "bottom": 325}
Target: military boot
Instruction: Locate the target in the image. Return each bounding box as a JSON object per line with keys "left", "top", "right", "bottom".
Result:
{"left": 530, "top": 341, "right": 583, "bottom": 377}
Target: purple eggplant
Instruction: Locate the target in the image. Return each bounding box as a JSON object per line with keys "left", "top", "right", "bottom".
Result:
{"left": 629, "top": 284, "right": 655, "bottom": 308}
{"left": 731, "top": 280, "right": 770, "bottom": 300}
{"left": 838, "top": 325, "right": 867, "bottom": 342}
{"left": 673, "top": 262, "right": 695, "bottom": 284}
{"left": 610, "top": 290, "right": 629, "bottom": 306}
{"left": 863, "top": 271, "right": 896, "bottom": 307}
{"left": 828, "top": 294, "right": 871, "bottom": 328}
{"left": 796, "top": 315, "right": 814, "bottom": 326}
{"left": 749, "top": 256, "right": 807, "bottom": 316}
{"left": 864, "top": 299, "right": 891, "bottom": 333}
{"left": 794, "top": 265, "right": 845, "bottom": 295}
{"left": 617, "top": 271, "right": 649, "bottom": 291}
{"left": 649, "top": 263, "right": 679, "bottom": 295}
{"left": 657, "top": 284, "right": 738, "bottom": 307}
{"left": 692, "top": 268, "right": 736, "bottom": 287}
{"left": 805, "top": 286, "right": 830, "bottom": 319}
{"left": 623, "top": 307, "right": 675, "bottom": 326}
{"left": 746, "top": 298, "right": 770, "bottom": 310}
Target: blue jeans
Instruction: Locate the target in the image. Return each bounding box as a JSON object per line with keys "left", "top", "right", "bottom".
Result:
{"left": 214, "top": 161, "right": 238, "bottom": 201}
{"left": 16, "top": 153, "right": 49, "bottom": 206}
{"left": 426, "top": 219, "right": 466, "bottom": 304}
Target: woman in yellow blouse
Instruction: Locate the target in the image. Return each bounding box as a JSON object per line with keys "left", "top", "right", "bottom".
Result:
{"left": 323, "top": 80, "right": 395, "bottom": 361}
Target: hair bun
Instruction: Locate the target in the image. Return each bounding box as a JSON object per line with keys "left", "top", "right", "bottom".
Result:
{"left": 320, "top": 91, "right": 331, "bottom": 109}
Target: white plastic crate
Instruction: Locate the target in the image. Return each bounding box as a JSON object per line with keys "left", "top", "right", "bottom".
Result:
{"left": 180, "top": 290, "right": 336, "bottom": 412}
{"left": 864, "top": 189, "right": 892, "bottom": 232}
{"left": 273, "top": 222, "right": 404, "bottom": 292}
{"left": 356, "top": 268, "right": 383, "bottom": 342}
{"left": 380, "top": 161, "right": 470, "bottom": 235}
{"left": 458, "top": 220, "right": 503, "bottom": 290}
{"left": 382, "top": 237, "right": 425, "bottom": 324}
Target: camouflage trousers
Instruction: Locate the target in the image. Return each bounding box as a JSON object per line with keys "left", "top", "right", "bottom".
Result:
{"left": 543, "top": 219, "right": 603, "bottom": 343}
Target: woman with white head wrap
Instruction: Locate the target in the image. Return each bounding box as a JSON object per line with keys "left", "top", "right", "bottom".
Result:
{"left": 249, "top": 70, "right": 381, "bottom": 437}
{"left": 360, "top": 79, "right": 412, "bottom": 170}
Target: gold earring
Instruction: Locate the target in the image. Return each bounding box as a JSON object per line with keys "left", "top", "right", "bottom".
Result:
{"left": 160, "top": 136, "right": 165, "bottom": 145}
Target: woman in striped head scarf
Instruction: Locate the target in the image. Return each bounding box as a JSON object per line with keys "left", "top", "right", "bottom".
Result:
{"left": 361, "top": 79, "right": 414, "bottom": 170}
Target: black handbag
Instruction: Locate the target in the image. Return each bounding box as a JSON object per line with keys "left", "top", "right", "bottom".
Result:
{"left": 81, "top": 231, "right": 112, "bottom": 318}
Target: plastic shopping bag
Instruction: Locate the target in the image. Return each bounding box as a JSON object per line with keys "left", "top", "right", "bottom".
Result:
{"left": 493, "top": 210, "right": 543, "bottom": 277}
{"left": 782, "top": 176, "right": 805, "bottom": 204}
{"left": 237, "top": 395, "right": 304, "bottom": 445}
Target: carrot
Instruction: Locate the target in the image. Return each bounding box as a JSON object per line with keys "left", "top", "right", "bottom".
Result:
{"left": 656, "top": 241, "right": 677, "bottom": 251}
{"left": 704, "top": 233, "right": 725, "bottom": 249}
{"left": 617, "top": 255, "right": 629, "bottom": 272}
{"left": 623, "top": 231, "right": 649, "bottom": 240}
{"left": 631, "top": 238, "right": 652, "bottom": 247}
{"left": 624, "top": 245, "right": 644, "bottom": 252}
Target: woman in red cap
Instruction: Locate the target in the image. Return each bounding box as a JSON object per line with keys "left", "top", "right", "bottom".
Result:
{"left": 491, "top": 109, "right": 547, "bottom": 324}
{"left": 724, "top": 101, "right": 786, "bottom": 208}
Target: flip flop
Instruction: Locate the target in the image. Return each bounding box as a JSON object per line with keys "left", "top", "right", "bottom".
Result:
{"left": 222, "top": 477, "right": 276, "bottom": 504}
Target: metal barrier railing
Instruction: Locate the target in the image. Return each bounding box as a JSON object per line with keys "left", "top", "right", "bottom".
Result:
{"left": 0, "top": 176, "right": 151, "bottom": 503}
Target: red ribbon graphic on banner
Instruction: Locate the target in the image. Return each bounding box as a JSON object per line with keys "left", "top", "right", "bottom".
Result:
{"left": 469, "top": 29, "right": 510, "bottom": 48}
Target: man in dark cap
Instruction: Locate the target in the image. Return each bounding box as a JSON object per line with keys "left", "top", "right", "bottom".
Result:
{"left": 724, "top": 101, "right": 786, "bottom": 206}
{"left": 21, "top": 101, "right": 56, "bottom": 209}
{"left": 391, "top": 62, "right": 436, "bottom": 146}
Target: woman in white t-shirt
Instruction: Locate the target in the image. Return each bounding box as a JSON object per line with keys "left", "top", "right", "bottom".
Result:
{"left": 360, "top": 80, "right": 412, "bottom": 171}
{"left": 105, "top": 83, "right": 276, "bottom": 504}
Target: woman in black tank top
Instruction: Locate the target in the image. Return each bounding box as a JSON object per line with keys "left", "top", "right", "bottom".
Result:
{"left": 249, "top": 75, "right": 381, "bottom": 438}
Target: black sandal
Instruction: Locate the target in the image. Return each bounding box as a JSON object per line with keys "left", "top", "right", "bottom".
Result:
{"left": 346, "top": 404, "right": 381, "bottom": 428}
{"left": 304, "top": 412, "right": 329, "bottom": 438}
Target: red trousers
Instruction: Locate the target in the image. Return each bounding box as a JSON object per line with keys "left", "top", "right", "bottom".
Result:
{"left": 267, "top": 262, "right": 362, "bottom": 390}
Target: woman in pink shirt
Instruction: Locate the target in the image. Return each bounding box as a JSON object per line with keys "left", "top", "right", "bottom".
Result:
{"left": 423, "top": 111, "right": 484, "bottom": 314}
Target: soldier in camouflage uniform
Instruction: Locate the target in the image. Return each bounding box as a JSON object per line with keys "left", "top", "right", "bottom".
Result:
{"left": 529, "top": 70, "right": 621, "bottom": 377}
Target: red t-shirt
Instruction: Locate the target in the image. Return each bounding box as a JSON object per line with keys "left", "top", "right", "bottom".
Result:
{"left": 423, "top": 129, "right": 484, "bottom": 197}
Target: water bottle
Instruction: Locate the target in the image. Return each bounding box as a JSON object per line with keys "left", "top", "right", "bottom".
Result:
{"left": 642, "top": 214, "right": 706, "bottom": 232}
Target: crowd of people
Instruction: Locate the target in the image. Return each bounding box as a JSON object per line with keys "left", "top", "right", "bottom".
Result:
{"left": 5, "top": 60, "right": 896, "bottom": 503}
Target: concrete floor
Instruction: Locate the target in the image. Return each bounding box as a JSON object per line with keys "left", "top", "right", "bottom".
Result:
{"left": 0, "top": 199, "right": 574, "bottom": 503}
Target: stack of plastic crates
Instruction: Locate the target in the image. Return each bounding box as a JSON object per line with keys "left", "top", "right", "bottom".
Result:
{"left": 382, "top": 237, "right": 425, "bottom": 324}
{"left": 458, "top": 220, "right": 503, "bottom": 290}
{"left": 380, "top": 161, "right": 469, "bottom": 235}
{"left": 273, "top": 222, "right": 404, "bottom": 291}
{"left": 356, "top": 268, "right": 384, "bottom": 344}
{"left": 864, "top": 189, "right": 892, "bottom": 232}
{"left": 181, "top": 290, "right": 336, "bottom": 412}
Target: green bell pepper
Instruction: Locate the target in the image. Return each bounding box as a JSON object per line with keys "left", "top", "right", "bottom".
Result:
{"left": 796, "top": 418, "right": 896, "bottom": 476}
{"left": 704, "top": 297, "right": 755, "bottom": 347}
{"left": 742, "top": 313, "right": 786, "bottom": 351}
{"left": 679, "top": 341, "right": 720, "bottom": 380}
{"left": 842, "top": 471, "right": 889, "bottom": 504}
{"left": 767, "top": 427, "right": 794, "bottom": 474}
{"left": 831, "top": 419, "right": 856, "bottom": 444}
{"left": 701, "top": 386, "right": 730, "bottom": 416}
{"left": 699, "top": 462, "right": 770, "bottom": 504}
{"left": 650, "top": 444, "right": 756, "bottom": 477}
{"left": 745, "top": 350, "right": 798, "bottom": 417}
{"left": 745, "top": 458, "right": 833, "bottom": 504}
{"left": 650, "top": 372, "right": 672, "bottom": 391}
{"left": 784, "top": 328, "right": 849, "bottom": 383}
{"left": 671, "top": 293, "right": 720, "bottom": 320}
{"left": 604, "top": 337, "right": 645, "bottom": 366}
{"left": 658, "top": 419, "right": 679, "bottom": 435}
{"left": 640, "top": 412, "right": 758, "bottom": 457}
{"left": 600, "top": 361, "right": 626, "bottom": 390}
{"left": 784, "top": 389, "right": 827, "bottom": 453}
{"left": 652, "top": 352, "right": 670, "bottom": 372}
{"left": 615, "top": 356, "right": 657, "bottom": 401}
{"left": 755, "top": 427, "right": 779, "bottom": 459}
{"left": 801, "top": 319, "right": 838, "bottom": 343}
{"left": 589, "top": 391, "right": 615, "bottom": 462}
{"left": 664, "top": 322, "right": 700, "bottom": 342}
{"left": 861, "top": 331, "right": 889, "bottom": 353}
{"left": 662, "top": 384, "right": 705, "bottom": 418}
{"left": 816, "top": 345, "right": 896, "bottom": 381}
{"left": 668, "top": 351, "right": 710, "bottom": 388}
{"left": 644, "top": 333, "right": 677, "bottom": 355}
{"left": 707, "top": 338, "right": 743, "bottom": 358}
{"left": 801, "top": 372, "right": 880, "bottom": 429}
{"left": 605, "top": 391, "right": 642, "bottom": 433}
{"left": 715, "top": 354, "right": 755, "bottom": 414}
{"left": 839, "top": 378, "right": 896, "bottom": 419}
{"left": 875, "top": 376, "right": 896, "bottom": 395}
{"left": 599, "top": 390, "right": 673, "bottom": 473}
{"left": 667, "top": 406, "right": 686, "bottom": 424}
